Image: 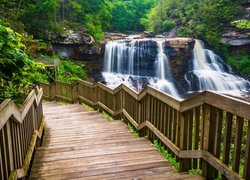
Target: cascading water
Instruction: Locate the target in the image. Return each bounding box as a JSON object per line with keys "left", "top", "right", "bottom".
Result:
{"left": 102, "top": 38, "right": 180, "bottom": 97}
{"left": 102, "top": 37, "right": 250, "bottom": 99}
{"left": 153, "top": 40, "right": 179, "bottom": 97}
{"left": 186, "top": 40, "right": 250, "bottom": 94}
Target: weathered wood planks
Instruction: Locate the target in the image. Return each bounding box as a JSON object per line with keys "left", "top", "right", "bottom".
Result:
{"left": 30, "top": 102, "right": 203, "bottom": 179}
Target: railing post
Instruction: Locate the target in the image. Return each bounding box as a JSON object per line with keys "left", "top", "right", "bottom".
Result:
{"left": 72, "top": 82, "right": 78, "bottom": 103}
{"left": 32, "top": 104, "right": 37, "bottom": 131}
{"left": 244, "top": 120, "right": 250, "bottom": 179}
{"left": 5, "top": 121, "right": 14, "bottom": 172}
{"left": 94, "top": 84, "right": 98, "bottom": 110}
{"left": 201, "top": 104, "right": 214, "bottom": 178}
{"left": 50, "top": 82, "right": 56, "bottom": 100}
{"left": 179, "top": 111, "right": 189, "bottom": 172}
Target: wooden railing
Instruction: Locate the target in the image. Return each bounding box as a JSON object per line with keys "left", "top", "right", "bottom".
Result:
{"left": 39, "top": 80, "right": 250, "bottom": 179}
{"left": 0, "top": 87, "right": 44, "bottom": 179}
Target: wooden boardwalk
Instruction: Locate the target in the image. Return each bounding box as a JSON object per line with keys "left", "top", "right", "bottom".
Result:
{"left": 30, "top": 102, "right": 203, "bottom": 179}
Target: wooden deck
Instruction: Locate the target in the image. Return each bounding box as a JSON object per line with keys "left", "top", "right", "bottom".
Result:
{"left": 30, "top": 102, "right": 203, "bottom": 179}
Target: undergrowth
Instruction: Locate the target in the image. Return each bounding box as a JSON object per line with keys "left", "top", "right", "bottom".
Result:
{"left": 127, "top": 123, "right": 139, "bottom": 138}
{"left": 102, "top": 111, "right": 113, "bottom": 121}
{"left": 153, "top": 140, "right": 180, "bottom": 171}
{"left": 82, "top": 103, "right": 95, "bottom": 111}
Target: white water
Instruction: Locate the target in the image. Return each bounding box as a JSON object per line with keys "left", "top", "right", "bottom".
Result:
{"left": 154, "top": 40, "right": 179, "bottom": 97}
{"left": 188, "top": 40, "right": 250, "bottom": 94}
{"left": 102, "top": 38, "right": 250, "bottom": 98}
{"left": 102, "top": 38, "right": 180, "bottom": 97}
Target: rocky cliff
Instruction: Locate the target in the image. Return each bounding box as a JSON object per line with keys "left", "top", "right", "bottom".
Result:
{"left": 221, "top": 3, "right": 250, "bottom": 51}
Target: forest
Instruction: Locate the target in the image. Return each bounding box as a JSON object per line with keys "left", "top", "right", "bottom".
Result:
{"left": 1, "top": 1, "right": 250, "bottom": 179}
{"left": 0, "top": 0, "right": 249, "bottom": 101}
{"left": 1, "top": 0, "right": 248, "bottom": 42}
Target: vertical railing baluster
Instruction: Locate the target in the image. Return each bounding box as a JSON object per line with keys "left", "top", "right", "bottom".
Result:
{"left": 233, "top": 116, "right": 244, "bottom": 173}
{"left": 201, "top": 104, "right": 211, "bottom": 178}
{"left": 0, "top": 127, "right": 8, "bottom": 179}
{"left": 193, "top": 106, "right": 200, "bottom": 169}
{"left": 244, "top": 120, "right": 250, "bottom": 179}
{"left": 179, "top": 111, "right": 188, "bottom": 171}
{"left": 221, "top": 112, "right": 233, "bottom": 179}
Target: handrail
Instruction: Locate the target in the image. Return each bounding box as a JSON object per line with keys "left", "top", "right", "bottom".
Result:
{"left": 39, "top": 80, "right": 250, "bottom": 119}
{"left": 39, "top": 80, "right": 250, "bottom": 179}
{"left": 0, "top": 87, "right": 44, "bottom": 180}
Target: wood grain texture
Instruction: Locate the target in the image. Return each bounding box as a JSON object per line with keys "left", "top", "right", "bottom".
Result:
{"left": 30, "top": 102, "right": 203, "bottom": 180}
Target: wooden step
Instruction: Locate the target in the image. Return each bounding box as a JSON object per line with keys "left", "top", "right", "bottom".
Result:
{"left": 30, "top": 161, "right": 169, "bottom": 179}
{"left": 29, "top": 102, "right": 203, "bottom": 179}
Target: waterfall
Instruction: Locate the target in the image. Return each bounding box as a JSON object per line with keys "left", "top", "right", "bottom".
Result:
{"left": 154, "top": 39, "right": 179, "bottom": 97}
{"left": 187, "top": 40, "right": 250, "bottom": 93}
{"left": 102, "top": 37, "right": 250, "bottom": 98}
{"left": 102, "top": 38, "right": 180, "bottom": 97}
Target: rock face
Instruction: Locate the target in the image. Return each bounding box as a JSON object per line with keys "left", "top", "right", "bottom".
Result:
{"left": 51, "top": 30, "right": 195, "bottom": 83}
{"left": 221, "top": 28, "right": 250, "bottom": 46}
{"left": 52, "top": 30, "right": 98, "bottom": 60}
{"left": 53, "top": 30, "right": 94, "bottom": 45}
{"left": 221, "top": 4, "right": 250, "bottom": 48}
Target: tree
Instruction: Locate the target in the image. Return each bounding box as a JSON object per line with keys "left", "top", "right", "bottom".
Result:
{"left": 144, "top": 0, "right": 242, "bottom": 46}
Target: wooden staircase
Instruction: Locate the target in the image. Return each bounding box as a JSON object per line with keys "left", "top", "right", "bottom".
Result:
{"left": 30, "top": 102, "right": 203, "bottom": 179}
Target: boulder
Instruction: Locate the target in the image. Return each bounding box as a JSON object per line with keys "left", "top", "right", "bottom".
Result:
{"left": 221, "top": 4, "right": 250, "bottom": 47}
{"left": 221, "top": 28, "right": 250, "bottom": 46}
{"left": 52, "top": 30, "right": 94, "bottom": 45}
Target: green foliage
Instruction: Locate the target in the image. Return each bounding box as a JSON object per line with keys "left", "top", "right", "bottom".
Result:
{"left": 0, "top": 24, "right": 46, "bottom": 104}
{"left": 110, "top": 0, "right": 156, "bottom": 32}
{"left": 144, "top": 0, "right": 242, "bottom": 47}
{"left": 189, "top": 169, "right": 202, "bottom": 175}
{"left": 0, "top": 0, "right": 111, "bottom": 41}
{"left": 102, "top": 111, "right": 113, "bottom": 121}
{"left": 21, "top": 34, "right": 53, "bottom": 58}
{"left": 82, "top": 103, "right": 95, "bottom": 111}
{"left": 232, "top": 19, "right": 250, "bottom": 29}
{"left": 57, "top": 60, "right": 87, "bottom": 83}
{"left": 226, "top": 55, "right": 250, "bottom": 75}
{"left": 0, "top": 80, "right": 31, "bottom": 105}
{"left": 153, "top": 140, "right": 179, "bottom": 171}
{"left": 127, "top": 123, "right": 139, "bottom": 138}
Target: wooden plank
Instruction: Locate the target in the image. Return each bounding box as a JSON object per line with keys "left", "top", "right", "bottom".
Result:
{"left": 76, "top": 166, "right": 173, "bottom": 180}
{"left": 232, "top": 116, "right": 244, "bottom": 173}
{"left": 0, "top": 139, "right": 4, "bottom": 180}
{"left": 0, "top": 87, "right": 43, "bottom": 129}
{"left": 31, "top": 161, "right": 169, "bottom": 179}
{"left": 205, "top": 91, "right": 250, "bottom": 120}
{"left": 214, "top": 109, "right": 223, "bottom": 158}
{"left": 29, "top": 102, "right": 203, "bottom": 180}
{"left": 223, "top": 112, "right": 233, "bottom": 166}
{"left": 179, "top": 111, "right": 189, "bottom": 171}
{"left": 187, "top": 109, "right": 193, "bottom": 169}
{"left": 172, "top": 109, "right": 177, "bottom": 147}
{"left": 208, "top": 107, "right": 217, "bottom": 178}
{"left": 0, "top": 127, "right": 8, "bottom": 179}
{"left": 193, "top": 107, "right": 200, "bottom": 168}
{"left": 244, "top": 120, "right": 250, "bottom": 179}
{"left": 147, "top": 86, "right": 181, "bottom": 111}
{"left": 222, "top": 112, "right": 233, "bottom": 180}
{"left": 202, "top": 151, "right": 242, "bottom": 180}
{"left": 4, "top": 121, "right": 14, "bottom": 175}
{"left": 145, "top": 121, "right": 180, "bottom": 156}
{"left": 32, "top": 151, "right": 165, "bottom": 174}
{"left": 202, "top": 104, "right": 211, "bottom": 177}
